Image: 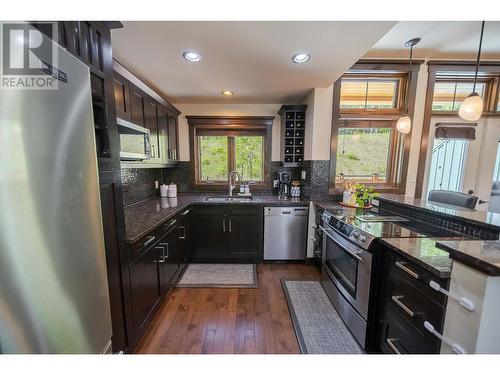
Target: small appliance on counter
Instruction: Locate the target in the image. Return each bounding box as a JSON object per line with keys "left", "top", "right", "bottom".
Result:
{"left": 277, "top": 171, "right": 291, "bottom": 200}
{"left": 160, "top": 183, "right": 177, "bottom": 198}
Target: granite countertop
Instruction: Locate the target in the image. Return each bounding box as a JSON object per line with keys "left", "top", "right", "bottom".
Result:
{"left": 124, "top": 194, "right": 309, "bottom": 243}
{"left": 377, "top": 194, "right": 500, "bottom": 231}
{"left": 436, "top": 240, "right": 500, "bottom": 276}
{"left": 379, "top": 238, "right": 454, "bottom": 278}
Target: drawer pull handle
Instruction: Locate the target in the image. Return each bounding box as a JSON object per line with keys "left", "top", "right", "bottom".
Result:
{"left": 386, "top": 338, "right": 401, "bottom": 354}
{"left": 429, "top": 281, "right": 474, "bottom": 312}
{"left": 391, "top": 295, "right": 416, "bottom": 317}
{"left": 143, "top": 235, "right": 156, "bottom": 248}
{"left": 182, "top": 209, "right": 190, "bottom": 216}
{"left": 423, "top": 321, "right": 466, "bottom": 354}
{"left": 395, "top": 261, "right": 420, "bottom": 279}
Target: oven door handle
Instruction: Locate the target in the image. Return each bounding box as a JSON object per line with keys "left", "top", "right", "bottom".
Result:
{"left": 319, "top": 225, "right": 363, "bottom": 262}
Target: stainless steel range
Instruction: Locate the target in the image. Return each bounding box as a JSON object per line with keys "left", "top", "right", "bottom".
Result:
{"left": 319, "top": 210, "right": 461, "bottom": 349}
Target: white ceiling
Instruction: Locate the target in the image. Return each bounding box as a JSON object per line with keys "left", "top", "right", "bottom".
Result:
{"left": 365, "top": 21, "right": 500, "bottom": 60}
{"left": 111, "top": 21, "right": 396, "bottom": 104}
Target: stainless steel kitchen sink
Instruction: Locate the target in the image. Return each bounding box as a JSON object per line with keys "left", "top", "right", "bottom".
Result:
{"left": 205, "top": 196, "right": 253, "bottom": 203}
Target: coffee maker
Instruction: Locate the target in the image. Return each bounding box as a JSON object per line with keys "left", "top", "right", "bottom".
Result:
{"left": 277, "top": 171, "right": 291, "bottom": 200}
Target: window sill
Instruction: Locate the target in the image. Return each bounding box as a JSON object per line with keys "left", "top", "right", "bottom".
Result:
{"left": 329, "top": 186, "right": 405, "bottom": 195}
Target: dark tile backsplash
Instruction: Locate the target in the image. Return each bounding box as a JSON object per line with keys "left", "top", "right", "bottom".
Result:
{"left": 121, "top": 168, "right": 163, "bottom": 206}
{"left": 122, "top": 160, "right": 332, "bottom": 206}
{"left": 379, "top": 199, "right": 500, "bottom": 240}
{"left": 300, "top": 160, "right": 330, "bottom": 201}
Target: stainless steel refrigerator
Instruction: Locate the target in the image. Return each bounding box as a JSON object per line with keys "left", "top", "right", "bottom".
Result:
{"left": 0, "top": 24, "right": 113, "bottom": 353}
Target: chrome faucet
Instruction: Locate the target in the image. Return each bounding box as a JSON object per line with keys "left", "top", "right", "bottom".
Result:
{"left": 228, "top": 170, "right": 241, "bottom": 197}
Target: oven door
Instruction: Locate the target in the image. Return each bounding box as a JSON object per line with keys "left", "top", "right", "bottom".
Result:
{"left": 320, "top": 222, "right": 372, "bottom": 320}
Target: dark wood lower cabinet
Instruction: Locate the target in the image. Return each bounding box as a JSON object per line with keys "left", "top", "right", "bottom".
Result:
{"left": 126, "top": 214, "right": 189, "bottom": 351}
{"left": 128, "top": 246, "right": 162, "bottom": 337}
{"left": 191, "top": 206, "right": 228, "bottom": 260}
{"left": 227, "top": 206, "right": 263, "bottom": 261}
{"left": 98, "top": 171, "right": 129, "bottom": 353}
{"left": 375, "top": 246, "right": 449, "bottom": 354}
{"left": 190, "top": 205, "right": 263, "bottom": 262}
{"left": 156, "top": 226, "right": 180, "bottom": 294}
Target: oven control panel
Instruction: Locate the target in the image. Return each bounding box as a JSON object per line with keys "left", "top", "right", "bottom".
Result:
{"left": 322, "top": 212, "right": 375, "bottom": 250}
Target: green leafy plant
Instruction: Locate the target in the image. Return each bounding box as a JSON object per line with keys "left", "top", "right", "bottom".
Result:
{"left": 354, "top": 184, "right": 379, "bottom": 207}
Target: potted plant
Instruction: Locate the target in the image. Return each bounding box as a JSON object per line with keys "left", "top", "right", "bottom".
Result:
{"left": 354, "top": 184, "right": 379, "bottom": 208}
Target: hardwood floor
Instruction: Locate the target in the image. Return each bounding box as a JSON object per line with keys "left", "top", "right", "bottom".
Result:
{"left": 134, "top": 263, "right": 320, "bottom": 354}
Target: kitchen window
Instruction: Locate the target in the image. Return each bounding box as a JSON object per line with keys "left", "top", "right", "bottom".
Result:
{"left": 336, "top": 127, "right": 392, "bottom": 183}
{"left": 330, "top": 61, "right": 420, "bottom": 194}
{"left": 187, "top": 116, "right": 273, "bottom": 189}
{"left": 335, "top": 122, "right": 399, "bottom": 185}
{"left": 432, "top": 81, "right": 486, "bottom": 112}
{"left": 197, "top": 134, "right": 264, "bottom": 183}
{"left": 339, "top": 77, "right": 403, "bottom": 112}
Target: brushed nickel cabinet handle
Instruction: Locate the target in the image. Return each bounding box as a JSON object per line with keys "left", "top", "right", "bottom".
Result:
{"left": 395, "top": 261, "right": 420, "bottom": 279}
{"left": 229, "top": 219, "right": 232, "bottom": 233}
{"left": 386, "top": 338, "right": 401, "bottom": 354}
{"left": 391, "top": 295, "right": 415, "bottom": 317}
{"left": 178, "top": 226, "right": 186, "bottom": 239}
{"left": 143, "top": 235, "right": 156, "bottom": 248}
{"left": 223, "top": 219, "right": 226, "bottom": 232}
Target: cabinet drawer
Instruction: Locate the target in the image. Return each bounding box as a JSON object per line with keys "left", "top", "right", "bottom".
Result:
{"left": 128, "top": 217, "right": 180, "bottom": 257}
{"left": 380, "top": 303, "right": 440, "bottom": 354}
{"left": 388, "top": 269, "right": 446, "bottom": 337}
{"left": 389, "top": 253, "right": 448, "bottom": 307}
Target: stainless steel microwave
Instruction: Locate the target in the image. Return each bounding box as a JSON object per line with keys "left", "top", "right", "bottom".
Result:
{"left": 117, "top": 117, "right": 151, "bottom": 161}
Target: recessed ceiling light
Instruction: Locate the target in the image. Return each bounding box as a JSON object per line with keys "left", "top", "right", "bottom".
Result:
{"left": 292, "top": 53, "right": 310, "bottom": 64}
{"left": 183, "top": 51, "right": 201, "bottom": 62}
{"left": 221, "top": 90, "right": 234, "bottom": 97}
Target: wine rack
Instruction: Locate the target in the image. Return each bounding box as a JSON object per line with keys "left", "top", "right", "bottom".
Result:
{"left": 278, "top": 104, "right": 307, "bottom": 166}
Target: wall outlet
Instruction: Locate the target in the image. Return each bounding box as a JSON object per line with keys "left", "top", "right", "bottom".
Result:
{"left": 154, "top": 180, "right": 159, "bottom": 189}
{"left": 301, "top": 170, "right": 306, "bottom": 180}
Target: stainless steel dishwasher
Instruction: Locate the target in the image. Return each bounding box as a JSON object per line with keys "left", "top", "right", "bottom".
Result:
{"left": 263, "top": 206, "right": 309, "bottom": 260}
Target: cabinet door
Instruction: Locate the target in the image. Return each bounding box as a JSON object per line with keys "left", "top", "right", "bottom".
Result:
{"left": 167, "top": 114, "right": 179, "bottom": 160}
{"left": 228, "top": 206, "right": 263, "bottom": 261}
{"left": 157, "top": 107, "right": 169, "bottom": 163}
{"left": 157, "top": 227, "right": 180, "bottom": 295}
{"left": 191, "top": 207, "right": 228, "bottom": 261}
{"left": 99, "top": 176, "right": 128, "bottom": 353}
{"left": 177, "top": 208, "right": 191, "bottom": 264}
{"left": 128, "top": 246, "right": 161, "bottom": 336}
{"left": 129, "top": 85, "right": 146, "bottom": 127}
{"left": 113, "top": 72, "right": 131, "bottom": 121}
{"left": 144, "top": 99, "right": 161, "bottom": 161}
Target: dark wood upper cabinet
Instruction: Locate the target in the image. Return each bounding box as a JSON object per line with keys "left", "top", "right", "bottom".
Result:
{"left": 167, "top": 114, "right": 179, "bottom": 160}
{"left": 144, "top": 99, "right": 161, "bottom": 161}
{"left": 113, "top": 72, "right": 131, "bottom": 121}
{"left": 129, "top": 85, "right": 146, "bottom": 127}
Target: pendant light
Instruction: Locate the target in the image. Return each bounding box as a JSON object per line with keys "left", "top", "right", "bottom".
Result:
{"left": 459, "top": 21, "right": 485, "bottom": 122}
{"left": 397, "top": 38, "right": 420, "bottom": 134}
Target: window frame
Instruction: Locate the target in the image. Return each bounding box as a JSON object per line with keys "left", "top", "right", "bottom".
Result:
{"left": 339, "top": 73, "right": 406, "bottom": 116}
{"left": 334, "top": 119, "right": 401, "bottom": 189}
{"left": 431, "top": 77, "right": 495, "bottom": 115}
{"left": 187, "top": 116, "right": 274, "bottom": 190}
{"left": 329, "top": 60, "right": 423, "bottom": 194}
{"left": 414, "top": 60, "right": 500, "bottom": 199}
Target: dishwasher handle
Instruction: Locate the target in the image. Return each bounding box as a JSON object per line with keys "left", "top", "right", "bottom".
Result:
{"left": 264, "top": 206, "right": 309, "bottom": 216}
